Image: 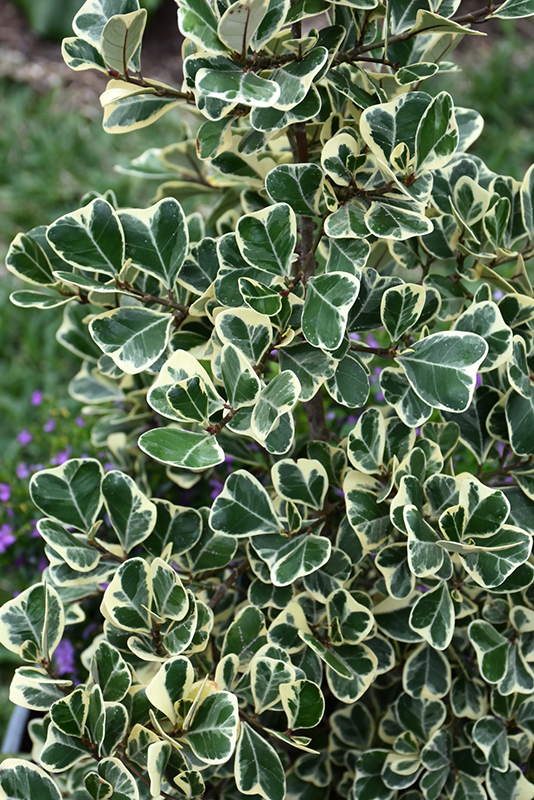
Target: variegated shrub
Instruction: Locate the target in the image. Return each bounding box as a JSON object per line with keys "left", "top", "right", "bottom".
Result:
{"left": 4, "top": 1, "right": 534, "bottom": 799}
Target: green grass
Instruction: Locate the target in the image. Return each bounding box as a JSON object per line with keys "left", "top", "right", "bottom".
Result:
{"left": 0, "top": 75, "right": 185, "bottom": 262}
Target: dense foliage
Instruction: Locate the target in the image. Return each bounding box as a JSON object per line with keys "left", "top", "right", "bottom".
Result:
{"left": 3, "top": 1, "right": 534, "bottom": 799}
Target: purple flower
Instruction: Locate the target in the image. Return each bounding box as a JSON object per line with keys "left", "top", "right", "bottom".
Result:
{"left": 349, "top": 332, "right": 361, "bottom": 341}
{"left": 50, "top": 446, "right": 72, "bottom": 466}
{"left": 326, "top": 411, "right": 337, "bottom": 420}
{"left": 17, "top": 429, "right": 33, "bottom": 446}
{"left": 31, "top": 521, "right": 41, "bottom": 538}
{"left": 30, "top": 464, "right": 44, "bottom": 473}
{"left": 43, "top": 418, "right": 56, "bottom": 433}
{"left": 38, "top": 556, "right": 48, "bottom": 573}
{"left": 16, "top": 462, "right": 30, "bottom": 480}
{"left": 75, "top": 416, "right": 86, "bottom": 427}
{"left": 0, "top": 483, "right": 11, "bottom": 502}
{"left": 31, "top": 390, "right": 43, "bottom": 406}
{"left": 53, "top": 639, "right": 76, "bottom": 675}
{"left": 475, "top": 373, "right": 482, "bottom": 388}
{"left": 493, "top": 290, "right": 504, "bottom": 301}
{"left": 209, "top": 479, "right": 224, "bottom": 500}
{"left": 0, "top": 524, "right": 15, "bottom": 553}
{"left": 366, "top": 334, "right": 379, "bottom": 349}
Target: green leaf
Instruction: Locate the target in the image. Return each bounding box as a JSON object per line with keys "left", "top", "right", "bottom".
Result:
{"left": 468, "top": 620, "right": 509, "bottom": 683}
{"left": 325, "top": 643, "right": 378, "bottom": 703}
{"left": 138, "top": 428, "right": 225, "bottom": 471}
{"left": 178, "top": 237, "right": 219, "bottom": 295}
{"left": 50, "top": 687, "right": 89, "bottom": 739}
{"left": 147, "top": 349, "right": 223, "bottom": 422}
{"left": 344, "top": 470, "right": 392, "bottom": 549}
{"left": 89, "top": 306, "right": 173, "bottom": 374}
{"left": 326, "top": 351, "right": 370, "bottom": 408}
{"left": 0, "top": 760, "right": 62, "bottom": 800}
{"left": 267, "top": 47, "right": 328, "bottom": 111}
{"left": 404, "top": 505, "right": 444, "bottom": 578}
{"left": 280, "top": 679, "right": 324, "bottom": 729}
{"left": 396, "top": 693, "right": 447, "bottom": 742}
{"left": 375, "top": 544, "right": 415, "bottom": 600}
{"left": 118, "top": 199, "right": 188, "bottom": 290}
{"left": 10, "top": 290, "right": 74, "bottom": 309}
{"left": 279, "top": 341, "right": 336, "bottom": 403}
{"left": 347, "top": 408, "right": 386, "bottom": 474}
{"left": 302, "top": 271, "right": 360, "bottom": 350}
{"left": 178, "top": 0, "right": 225, "bottom": 53}
{"left": 238, "top": 278, "right": 283, "bottom": 316}
{"left": 196, "top": 68, "right": 281, "bottom": 107}
{"left": 459, "top": 526, "right": 531, "bottom": 589}
{"left": 415, "top": 91, "right": 458, "bottom": 173}
{"left": 222, "top": 606, "right": 267, "bottom": 665}
{"left": 270, "top": 534, "right": 331, "bottom": 586}
{"left": 30, "top": 458, "right": 103, "bottom": 530}
{"left": 450, "top": 675, "right": 488, "bottom": 720}
{"left": 47, "top": 199, "right": 124, "bottom": 277}
{"left": 326, "top": 237, "right": 371, "bottom": 275}
{"left": 101, "top": 86, "right": 185, "bottom": 133}
{"left": 235, "top": 722, "right": 285, "bottom": 800}
{"left": 236, "top": 203, "right": 296, "bottom": 277}
{"left": 73, "top": 0, "right": 140, "bottom": 44}
{"left": 397, "top": 331, "right": 488, "bottom": 412}
{"left": 403, "top": 643, "right": 451, "bottom": 700}
{"left": 220, "top": 342, "right": 262, "bottom": 408}
{"left": 326, "top": 588, "right": 374, "bottom": 645}
{"left": 102, "top": 470, "right": 156, "bottom": 553}
{"left": 451, "top": 774, "right": 486, "bottom": 800}
{"left": 103, "top": 558, "right": 151, "bottom": 633}
{"left": 442, "top": 385, "right": 500, "bottom": 464}
{"left": 266, "top": 163, "right": 323, "bottom": 216}
{"left": 40, "top": 723, "right": 92, "bottom": 772}
{"left": 210, "top": 470, "right": 281, "bottom": 537}
{"left": 184, "top": 690, "right": 239, "bottom": 764}
{"left": 395, "top": 61, "right": 439, "bottom": 86}
{"left": 506, "top": 387, "right": 534, "bottom": 456}
{"left": 91, "top": 641, "right": 131, "bottom": 703}
{"left": 167, "top": 376, "right": 210, "bottom": 424}
{"left": 381, "top": 283, "right": 426, "bottom": 343}
{"left": 145, "top": 656, "right": 194, "bottom": 723}
{"left": 100, "top": 9, "right": 147, "bottom": 74}
{"left": 272, "top": 458, "right": 328, "bottom": 510}
{"left": 251, "top": 371, "right": 300, "bottom": 442}
{"left": 472, "top": 716, "right": 509, "bottom": 772}
{"left": 486, "top": 764, "right": 534, "bottom": 800}
{"left": 365, "top": 200, "right": 434, "bottom": 240}
{"left": 492, "top": 0, "right": 534, "bottom": 18}
{"left": 218, "top": 0, "right": 269, "bottom": 55}
{"left": 37, "top": 518, "right": 101, "bottom": 573}
{"left": 216, "top": 307, "right": 272, "bottom": 365}
{"left": 5, "top": 232, "right": 56, "bottom": 286}
{"left": 95, "top": 758, "right": 139, "bottom": 800}
{"left": 9, "top": 667, "right": 72, "bottom": 711}
{"left": 453, "top": 301, "right": 512, "bottom": 372}
{"left": 62, "top": 36, "right": 108, "bottom": 72}
{"left": 250, "top": 656, "right": 296, "bottom": 714}
{"left": 409, "top": 582, "right": 455, "bottom": 651}
{"left": 325, "top": 200, "right": 369, "bottom": 239}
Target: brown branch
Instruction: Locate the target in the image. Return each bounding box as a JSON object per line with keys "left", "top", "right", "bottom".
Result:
{"left": 354, "top": 3, "right": 499, "bottom": 56}
{"left": 350, "top": 343, "right": 398, "bottom": 360}
{"left": 116, "top": 281, "right": 189, "bottom": 313}
{"left": 208, "top": 558, "right": 250, "bottom": 609}
{"left": 303, "top": 390, "right": 330, "bottom": 442}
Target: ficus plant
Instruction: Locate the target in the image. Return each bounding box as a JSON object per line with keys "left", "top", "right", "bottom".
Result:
{"left": 4, "top": 1, "right": 534, "bottom": 799}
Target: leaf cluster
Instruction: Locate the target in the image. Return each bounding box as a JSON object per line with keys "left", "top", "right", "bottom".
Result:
{"left": 4, "top": 1, "right": 534, "bottom": 800}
